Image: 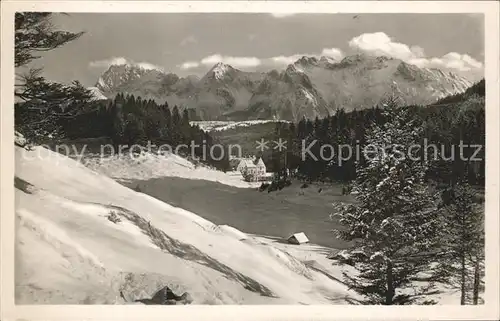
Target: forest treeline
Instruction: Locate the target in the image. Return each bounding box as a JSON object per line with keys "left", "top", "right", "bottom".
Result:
{"left": 56, "top": 93, "right": 232, "bottom": 171}
{"left": 265, "top": 79, "right": 485, "bottom": 186}
{"left": 17, "top": 78, "right": 484, "bottom": 186}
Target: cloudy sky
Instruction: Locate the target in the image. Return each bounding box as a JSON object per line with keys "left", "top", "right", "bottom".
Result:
{"left": 32, "top": 13, "right": 484, "bottom": 86}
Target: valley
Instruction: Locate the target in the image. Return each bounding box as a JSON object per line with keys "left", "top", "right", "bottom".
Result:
{"left": 123, "top": 177, "right": 353, "bottom": 249}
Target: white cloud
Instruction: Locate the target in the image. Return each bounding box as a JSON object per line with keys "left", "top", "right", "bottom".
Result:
{"left": 349, "top": 32, "right": 418, "bottom": 61}
{"left": 177, "top": 31, "right": 482, "bottom": 80}
{"left": 269, "top": 54, "right": 306, "bottom": 65}
{"left": 410, "top": 45, "right": 426, "bottom": 58}
{"left": 200, "top": 54, "right": 262, "bottom": 68}
{"left": 348, "top": 32, "right": 483, "bottom": 77}
{"left": 179, "top": 54, "right": 262, "bottom": 71}
{"left": 268, "top": 48, "right": 344, "bottom": 66}
{"left": 180, "top": 47, "right": 345, "bottom": 72}
{"left": 89, "top": 57, "right": 163, "bottom": 71}
{"left": 89, "top": 57, "right": 128, "bottom": 68}
{"left": 135, "top": 62, "right": 162, "bottom": 70}
{"left": 409, "top": 53, "right": 483, "bottom": 72}
{"left": 180, "top": 35, "right": 197, "bottom": 47}
{"left": 320, "top": 48, "right": 344, "bottom": 60}
{"left": 179, "top": 61, "right": 200, "bottom": 70}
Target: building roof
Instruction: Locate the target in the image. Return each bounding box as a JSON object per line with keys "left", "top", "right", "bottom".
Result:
{"left": 255, "top": 157, "right": 265, "bottom": 167}
{"left": 238, "top": 159, "right": 257, "bottom": 168}
{"left": 229, "top": 158, "right": 241, "bottom": 168}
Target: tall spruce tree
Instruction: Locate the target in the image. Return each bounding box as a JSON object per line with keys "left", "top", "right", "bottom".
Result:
{"left": 332, "top": 98, "right": 443, "bottom": 305}
{"left": 436, "top": 182, "right": 485, "bottom": 304}
{"left": 171, "top": 106, "right": 182, "bottom": 146}
{"left": 181, "top": 109, "right": 192, "bottom": 144}
{"left": 15, "top": 13, "right": 92, "bottom": 142}
{"left": 109, "top": 100, "right": 125, "bottom": 149}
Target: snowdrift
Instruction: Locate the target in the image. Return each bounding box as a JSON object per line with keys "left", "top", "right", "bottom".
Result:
{"left": 15, "top": 145, "right": 356, "bottom": 304}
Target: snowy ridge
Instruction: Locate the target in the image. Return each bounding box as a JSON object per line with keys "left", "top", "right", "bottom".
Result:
{"left": 190, "top": 120, "right": 290, "bottom": 132}
{"left": 93, "top": 55, "right": 476, "bottom": 120}
{"left": 319, "top": 56, "right": 337, "bottom": 65}
{"left": 82, "top": 151, "right": 261, "bottom": 188}
{"left": 95, "top": 64, "right": 165, "bottom": 93}
{"left": 301, "top": 89, "right": 318, "bottom": 107}
{"left": 87, "top": 86, "right": 108, "bottom": 101}
{"left": 211, "top": 62, "right": 230, "bottom": 81}
{"left": 291, "top": 64, "right": 305, "bottom": 73}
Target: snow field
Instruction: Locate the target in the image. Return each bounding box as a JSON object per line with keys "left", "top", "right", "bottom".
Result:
{"left": 15, "top": 145, "right": 356, "bottom": 304}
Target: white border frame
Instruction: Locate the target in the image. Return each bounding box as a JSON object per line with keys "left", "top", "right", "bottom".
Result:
{"left": 1, "top": 2, "right": 499, "bottom": 320}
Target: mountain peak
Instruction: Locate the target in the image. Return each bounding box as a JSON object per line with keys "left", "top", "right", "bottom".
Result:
{"left": 319, "top": 56, "right": 337, "bottom": 64}
{"left": 339, "top": 53, "right": 394, "bottom": 66}
{"left": 95, "top": 62, "right": 166, "bottom": 96}
{"left": 92, "top": 52, "right": 474, "bottom": 121}
{"left": 294, "top": 56, "right": 319, "bottom": 67}
{"left": 213, "top": 62, "right": 229, "bottom": 68}
{"left": 87, "top": 86, "right": 108, "bottom": 101}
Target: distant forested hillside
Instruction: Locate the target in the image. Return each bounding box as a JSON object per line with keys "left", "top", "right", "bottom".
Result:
{"left": 45, "top": 93, "right": 231, "bottom": 171}
{"left": 258, "top": 79, "right": 485, "bottom": 185}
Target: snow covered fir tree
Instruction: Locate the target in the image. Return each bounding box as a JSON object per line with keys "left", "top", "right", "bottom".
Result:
{"left": 332, "top": 98, "right": 440, "bottom": 304}
{"left": 436, "top": 182, "right": 485, "bottom": 304}
{"left": 10, "top": 11, "right": 489, "bottom": 307}
{"left": 331, "top": 97, "right": 485, "bottom": 305}
{"left": 14, "top": 13, "right": 94, "bottom": 142}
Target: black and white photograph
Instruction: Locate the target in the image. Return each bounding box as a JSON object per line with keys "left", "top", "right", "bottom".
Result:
{"left": 1, "top": 1, "right": 499, "bottom": 319}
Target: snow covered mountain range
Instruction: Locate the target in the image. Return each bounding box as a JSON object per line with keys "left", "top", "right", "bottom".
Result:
{"left": 93, "top": 54, "right": 473, "bottom": 122}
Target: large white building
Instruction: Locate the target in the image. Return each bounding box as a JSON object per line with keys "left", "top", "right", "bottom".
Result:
{"left": 236, "top": 157, "right": 266, "bottom": 182}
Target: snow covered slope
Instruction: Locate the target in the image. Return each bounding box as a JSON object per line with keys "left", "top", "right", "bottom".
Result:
{"left": 87, "top": 86, "right": 108, "bottom": 101}
{"left": 190, "top": 120, "right": 289, "bottom": 132}
{"left": 82, "top": 151, "right": 259, "bottom": 188}
{"left": 15, "top": 145, "right": 356, "bottom": 304}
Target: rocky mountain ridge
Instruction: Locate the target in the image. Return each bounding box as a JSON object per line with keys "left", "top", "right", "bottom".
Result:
{"left": 94, "top": 54, "right": 473, "bottom": 121}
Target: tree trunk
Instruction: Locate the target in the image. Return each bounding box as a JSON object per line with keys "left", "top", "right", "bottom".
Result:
{"left": 385, "top": 261, "right": 394, "bottom": 305}
{"left": 472, "top": 257, "right": 481, "bottom": 305}
{"left": 460, "top": 253, "right": 466, "bottom": 305}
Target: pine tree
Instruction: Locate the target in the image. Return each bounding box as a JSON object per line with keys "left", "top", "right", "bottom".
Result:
{"left": 123, "top": 112, "right": 146, "bottom": 146}
{"left": 157, "top": 104, "right": 172, "bottom": 144}
{"left": 171, "top": 106, "right": 182, "bottom": 146}
{"left": 14, "top": 13, "right": 92, "bottom": 142}
{"left": 286, "top": 122, "right": 300, "bottom": 174}
{"left": 109, "top": 100, "right": 125, "bottom": 149}
{"left": 332, "top": 98, "right": 443, "bottom": 305}
{"left": 181, "top": 109, "right": 192, "bottom": 144}
{"left": 436, "top": 182, "right": 484, "bottom": 304}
